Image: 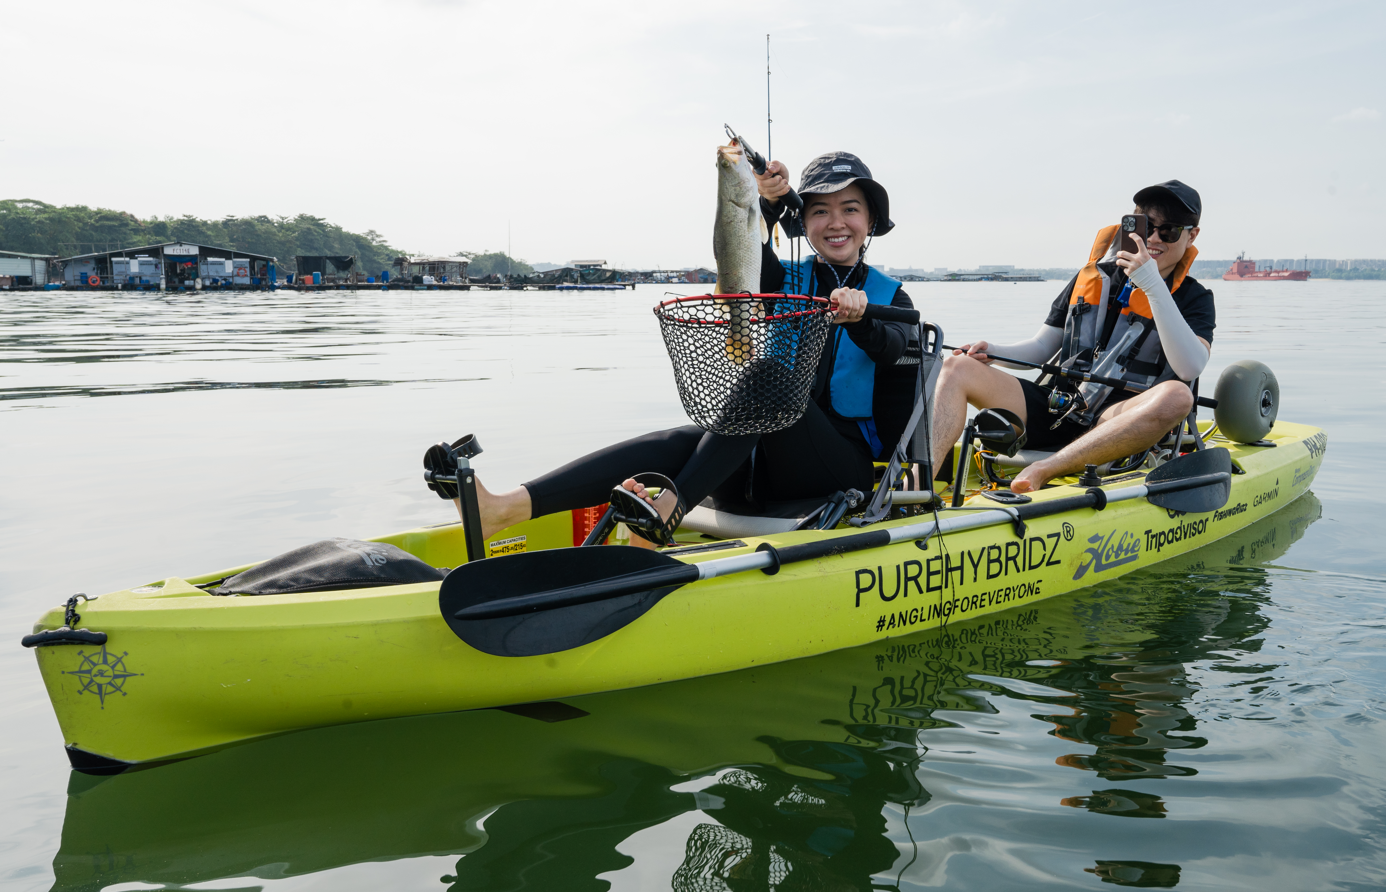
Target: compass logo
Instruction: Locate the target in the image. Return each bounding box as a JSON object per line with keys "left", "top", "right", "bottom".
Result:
{"left": 66, "top": 646, "right": 142, "bottom": 708}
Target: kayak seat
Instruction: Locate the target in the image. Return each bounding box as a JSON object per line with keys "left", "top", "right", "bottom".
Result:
{"left": 680, "top": 496, "right": 830, "bottom": 539}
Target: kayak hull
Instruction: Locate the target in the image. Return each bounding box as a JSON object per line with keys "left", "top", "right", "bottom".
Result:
{"left": 30, "top": 421, "right": 1327, "bottom": 766}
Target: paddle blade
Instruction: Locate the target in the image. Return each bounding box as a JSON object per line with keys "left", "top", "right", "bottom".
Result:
{"left": 1145, "top": 447, "right": 1232, "bottom": 513}
{"left": 439, "top": 547, "right": 687, "bottom": 657}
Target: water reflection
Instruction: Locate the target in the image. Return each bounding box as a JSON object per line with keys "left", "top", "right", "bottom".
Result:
{"left": 49, "top": 496, "right": 1322, "bottom": 891}
{"left": 1085, "top": 859, "right": 1182, "bottom": 887}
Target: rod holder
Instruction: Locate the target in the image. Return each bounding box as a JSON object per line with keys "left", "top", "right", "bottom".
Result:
{"left": 952, "top": 422, "right": 976, "bottom": 508}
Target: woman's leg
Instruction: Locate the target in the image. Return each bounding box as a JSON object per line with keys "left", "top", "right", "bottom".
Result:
{"left": 471, "top": 404, "right": 870, "bottom": 540}
{"left": 462, "top": 426, "right": 708, "bottom": 538}
{"left": 523, "top": 426, "right": 708, "bottom": 519}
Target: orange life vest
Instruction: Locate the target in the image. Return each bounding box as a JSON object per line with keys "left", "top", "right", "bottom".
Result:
{"left": 1055, "top": 225, "right": 1200, "bottom": 424}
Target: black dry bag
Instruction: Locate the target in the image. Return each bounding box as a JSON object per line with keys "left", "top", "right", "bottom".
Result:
{"left": 218, "top": 538, "right": 446, "bottom": 596}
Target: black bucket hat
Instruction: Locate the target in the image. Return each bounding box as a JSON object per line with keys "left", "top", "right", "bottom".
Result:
{"left": 784, "top": 151, "right": 895, "bottom": 238}
{"left": 1133, "top": 180, "right": 1201, "bottom": 226}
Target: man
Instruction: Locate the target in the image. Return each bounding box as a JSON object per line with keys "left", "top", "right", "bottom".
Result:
{"left": 930, "top": 180, "right": 1215, "bottom": 493}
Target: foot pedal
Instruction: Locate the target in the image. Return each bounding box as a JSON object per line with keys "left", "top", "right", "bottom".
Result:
{"left": 423, "top": 434, "right": 487, "bottom": 562}
{"left": 608, "top": 473, "right": 685, "bottom": 547}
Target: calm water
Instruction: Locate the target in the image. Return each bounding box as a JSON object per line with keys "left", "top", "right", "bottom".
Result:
{"left": 2, "top": 282, "right": 1383, "bottom": 890}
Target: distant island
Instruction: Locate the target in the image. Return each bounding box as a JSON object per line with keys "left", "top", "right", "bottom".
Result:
{"left": 5, "top": 200, "right": 1381, "bottom": 281}
{"left": 0, "top": 199, "right": 534, "bottom": 277}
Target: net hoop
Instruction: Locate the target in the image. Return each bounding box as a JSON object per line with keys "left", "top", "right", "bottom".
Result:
{"left": 653, "top": 294, "right": 834, "bottom": 436}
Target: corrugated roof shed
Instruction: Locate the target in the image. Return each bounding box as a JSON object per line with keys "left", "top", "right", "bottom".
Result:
{"left": 58, "top": 242, "right": 277, "bottom": 262}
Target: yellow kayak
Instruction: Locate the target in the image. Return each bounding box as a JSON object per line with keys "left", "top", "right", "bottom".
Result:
{"left": 48, "top": 491, "right": 1323, "bottom": 891}
{"left": 26, "top": 421, "right": 1326, "bottom": 769}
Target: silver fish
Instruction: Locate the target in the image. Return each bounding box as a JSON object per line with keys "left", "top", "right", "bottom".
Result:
{"left": 713, "top": 140, "right": 766, "bottom": 363}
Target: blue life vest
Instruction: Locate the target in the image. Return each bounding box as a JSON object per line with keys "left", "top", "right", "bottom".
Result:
{"left": 780, "top": 256, "right": 903, "bottom": 456}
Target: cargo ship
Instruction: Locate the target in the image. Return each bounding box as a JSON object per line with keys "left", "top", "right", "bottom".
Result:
{"left": 1223, "top": 253, "right": 1310, "bottom": 281}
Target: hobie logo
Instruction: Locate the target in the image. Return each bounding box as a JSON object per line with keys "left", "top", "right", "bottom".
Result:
{"left": 1073, "top": 530, "right": 1141, "bottom": 580}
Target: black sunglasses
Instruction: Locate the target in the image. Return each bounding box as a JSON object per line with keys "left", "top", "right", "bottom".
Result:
{"left": 1146, "top": 222, "right": 1194, "bottom": 243}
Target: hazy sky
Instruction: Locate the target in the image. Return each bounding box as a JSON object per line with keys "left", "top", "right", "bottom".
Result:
{"left": 4, "top": 0, "right": 1382, "bottom": 269}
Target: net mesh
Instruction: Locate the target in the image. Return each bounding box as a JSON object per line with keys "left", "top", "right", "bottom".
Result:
{"left": 673, "top": 824, "right": 791, "bottom": 892}
{"left": 654, "top": 295, "right": 832, "bottom": 436}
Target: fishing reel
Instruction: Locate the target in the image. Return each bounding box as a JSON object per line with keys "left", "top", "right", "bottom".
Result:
{"left": 1046, "top": 388, "right": 1082, "bottom": 416}
{"left": 1046, "top": 388, "right": 1089, "bottom": 430}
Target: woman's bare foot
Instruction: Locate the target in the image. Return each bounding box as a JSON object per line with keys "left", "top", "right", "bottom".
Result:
{"left": 617, "top": 478, "right": 662, "bottom": 550}
{"left": 620, "top": 476, "right": 690, "bottom": 545}
{"left": 453, "top": 477, "right": 532, "bottom": 540}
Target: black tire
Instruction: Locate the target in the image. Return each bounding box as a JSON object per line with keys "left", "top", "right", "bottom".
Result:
{"left": 1213, "top": 360, "right": 1279, "bottom": 443}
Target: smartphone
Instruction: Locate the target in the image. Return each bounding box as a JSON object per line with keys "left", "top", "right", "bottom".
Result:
{"left": 1119, "top": 214, "right": 1148, "bottom": 255}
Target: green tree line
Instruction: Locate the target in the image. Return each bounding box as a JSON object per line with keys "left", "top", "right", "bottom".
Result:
{"left": 1325, "top": 267, "right": 1384, "bottom": 280}
{"left": 0, "top": 199, "right": 403, "bottom": 274}
{"left": 460, "top": 251, "right": 535, "bottom": 277}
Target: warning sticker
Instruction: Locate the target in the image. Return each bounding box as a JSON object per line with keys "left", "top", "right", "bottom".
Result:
{"left": 488, "top": 535, "right": 527, "bottom": 556}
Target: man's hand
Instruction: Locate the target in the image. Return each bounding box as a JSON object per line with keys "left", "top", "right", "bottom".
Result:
{"left": 1115, "top": 233, "right": 1152, "bottom": 274}
{"left": 953, "top": 341, "right": 996, "bottom": 364}
{"left": 755, "top": 160, "right": 792, "bottom": 206}
{"left": 830, "top": 288, "right": 867, "bottom": 324}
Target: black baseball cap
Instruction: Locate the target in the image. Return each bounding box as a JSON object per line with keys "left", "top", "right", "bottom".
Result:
{"left": 793, "top": 151, "right": 895, "bottom": 236}
{"left": 1133, "top": 180, "right": 1201, "bottom": 226}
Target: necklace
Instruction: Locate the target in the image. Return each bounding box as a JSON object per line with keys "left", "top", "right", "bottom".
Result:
{"left": 814, "top": 226, "right": 875, "bottom": 292}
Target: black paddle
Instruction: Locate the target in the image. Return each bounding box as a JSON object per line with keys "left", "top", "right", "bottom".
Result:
{"left": 440, "top": 449, "right": 1232, "bottom": 657}
{"left": 1142, "top": 444, "right": 1231, "bottom": 513}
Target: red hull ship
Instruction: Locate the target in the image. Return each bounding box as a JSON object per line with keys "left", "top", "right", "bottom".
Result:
{"left": 1223, "top": 253, "right": 1310, "bottom": 281}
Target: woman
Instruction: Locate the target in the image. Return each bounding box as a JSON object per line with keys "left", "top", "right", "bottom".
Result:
{"left": 449, "top": 146, "right": 919, "bottom": 547}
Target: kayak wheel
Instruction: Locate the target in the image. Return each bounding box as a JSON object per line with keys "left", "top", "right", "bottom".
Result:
{"left": 1213, "top": 360, "right": 1279, "bottom": 443}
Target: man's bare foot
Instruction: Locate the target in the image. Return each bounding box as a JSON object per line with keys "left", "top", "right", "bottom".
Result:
{"left": 1009, "top": 464, "right": 1052, "bottom": 494}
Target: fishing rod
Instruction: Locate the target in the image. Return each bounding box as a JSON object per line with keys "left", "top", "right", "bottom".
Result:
{"left": 942, "top": 344, "right": 1218, "bottom": 408}
{"left": 766, "top": 33, "right": 772, "bottom": 162}
{"left": 943, "top": 344, "right": 1129, "bottom": 390}
{"left": 724, "top": 123, "right": 803, "bottom": 214}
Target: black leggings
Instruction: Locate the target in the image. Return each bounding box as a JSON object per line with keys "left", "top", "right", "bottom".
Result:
{"left": 524, "top": 400, "right": 876, "bottom": 516}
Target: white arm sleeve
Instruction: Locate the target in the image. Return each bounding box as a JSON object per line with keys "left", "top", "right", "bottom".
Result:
{"left": 987, "top": 324, "right": 1063, "bottom": 368}
{"left": 1129, "top": 261, "right": 1209, "bottom": 380}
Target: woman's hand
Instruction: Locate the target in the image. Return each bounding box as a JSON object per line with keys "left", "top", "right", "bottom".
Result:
{"left": 755, "top": 160, "right": 792, "bottom": 206}
{"left": 830, "top": 288, "right": 868, "bottom": 324}
{"left": 1115, "top": 233, "right": 1152, "bottom": 274}
{"left": 953, "top": 341, "right": 996, "bottom": 364}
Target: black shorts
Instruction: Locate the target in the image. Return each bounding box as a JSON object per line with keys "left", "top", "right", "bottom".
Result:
{"left": 1017, "top": 379, "right": 1136, "bottom": 452}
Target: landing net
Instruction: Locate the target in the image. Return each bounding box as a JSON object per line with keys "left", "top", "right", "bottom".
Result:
{"left": 653, "top": 294, "right": 832, "bottom": 436}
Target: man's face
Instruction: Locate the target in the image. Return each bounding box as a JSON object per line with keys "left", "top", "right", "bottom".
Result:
{"left": 1142, "top": 208, "right": 1200, "bottom": 277}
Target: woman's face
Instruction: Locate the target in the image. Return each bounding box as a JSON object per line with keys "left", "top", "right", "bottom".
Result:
{"left": 804, "top": 184, "right": 874, "bottom": 265}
